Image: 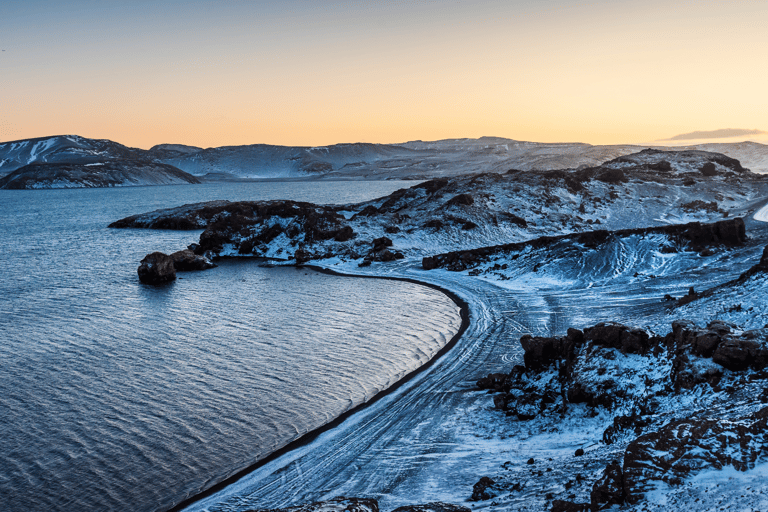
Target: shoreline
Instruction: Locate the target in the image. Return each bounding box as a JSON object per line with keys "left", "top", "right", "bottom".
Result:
{"left": 167, "top": 263, "right": 471, "bottom": 512}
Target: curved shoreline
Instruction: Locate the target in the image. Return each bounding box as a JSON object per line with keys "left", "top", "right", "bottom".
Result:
{"left": 168, "top": 264, "right": 470, "bottom": 512}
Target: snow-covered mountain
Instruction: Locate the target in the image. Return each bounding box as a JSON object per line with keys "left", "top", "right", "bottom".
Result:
{"left": 0, "top": 135, "right": 200, "bottom": 189}
{"left": 0, "top": 135, "right": 149, "bottom": 174}
{"left": 5, "top": 135, "right": 768, "bottom": 183}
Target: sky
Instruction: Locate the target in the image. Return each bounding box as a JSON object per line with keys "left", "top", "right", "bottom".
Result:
{"left": 1, "top": 0, "right": 767, "bottom": 149}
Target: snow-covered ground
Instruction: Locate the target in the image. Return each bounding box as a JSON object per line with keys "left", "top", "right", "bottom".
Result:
{"left": 109, "top": 148, "right": 768, "bottom": 511}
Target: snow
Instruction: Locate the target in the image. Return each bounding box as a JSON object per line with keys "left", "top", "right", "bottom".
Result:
{"left": 754, "top": 201, "right": 768, "bottom": 222}
{"left": 102, "top": 147, "right": 768, "bottom": 511}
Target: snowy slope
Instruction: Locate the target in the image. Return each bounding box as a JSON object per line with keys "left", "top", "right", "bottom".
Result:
{"left": 5, "top": 134, "right": 768, "bottom": 182}
{"left": 0, "top": 135, "right": 150, "bottom": 175}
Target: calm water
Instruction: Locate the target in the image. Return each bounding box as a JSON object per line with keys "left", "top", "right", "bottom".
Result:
{"left": 0, "top": 181, "right": 462, "bottom": 512}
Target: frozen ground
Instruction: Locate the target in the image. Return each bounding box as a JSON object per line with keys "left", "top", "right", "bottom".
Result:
{"left": 111, "top": 148, "right": 768, "bottom": 511}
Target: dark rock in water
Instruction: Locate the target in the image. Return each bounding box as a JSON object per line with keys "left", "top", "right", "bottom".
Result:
{"left": 170, "top": 249, "right": 216, "bottom": 271}
{"left": 550, "top": 500, "right": 590, "bottom": 512}
{"left": 470, "top": 476, "right": 497, "bottom": 501}
{"left": 527, "top": 458, "right": 535, "bottom": 465}
{"left": 590, "top": 462, "right": 625, "bottom": 509}
{"left": 574, "top": 448, "right": 584, "bottom": 457}
{"left": 244, "top": 496, "right": 378, "bottom": 512}
{"left": 391, "top": 503, "right": 471, "bottom": 512}
{"left": 138, "top": 252, "right": 176, "bottom": 284}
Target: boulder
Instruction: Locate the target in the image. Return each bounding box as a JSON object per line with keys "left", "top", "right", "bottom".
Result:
{"left": 372, "top": 236, "right": 393, "bottom": 252}
{"left": 391, "top": 503, "right": 470, "bottom": 512}
{"left": 712, "top": 330, "right": 768, "bottom": 371}
{"left": 334, "top": 225, "right": 356, "bottom": 242}
{"left": 584, "top": 323, "right": 650, "bottom": 355}
{"left": 170, "top": 249, "right": 216, "bottom": 271}
{"left": 138, "top": 252, "right": 176, "bottom": 284}
{"left": 470, "top": 476, "right": 497, "bottom": 501}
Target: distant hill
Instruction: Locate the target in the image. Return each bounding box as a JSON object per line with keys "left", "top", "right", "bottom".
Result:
{"left": 0, "top": 135, "right": 199, "bottom": 189}
{"left": 0, "top": 161, "right": 200, "bottom": 189}
{"left": 2, "top": 135, "right": 768, "bottom": 185}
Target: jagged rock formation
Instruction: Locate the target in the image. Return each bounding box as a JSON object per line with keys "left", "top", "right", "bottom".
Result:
{"left": 479, "top": 317, "right": 768, "bottom": 510}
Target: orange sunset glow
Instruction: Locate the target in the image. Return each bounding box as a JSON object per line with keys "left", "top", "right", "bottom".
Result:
{"left": 2, "top": 0, "right": 767, "bottom": 148}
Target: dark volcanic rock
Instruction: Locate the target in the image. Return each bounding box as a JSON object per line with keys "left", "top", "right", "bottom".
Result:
{"left": 445, "top": 193, "right": 474, "bottom": 206}
{"left": 590, "top": 462, "right": 625, "bottom": 509}
{"left": 470, "top": 476, "right": 497, "bottom": 501}
{"left": 372, "top": 236, "right": 393, "bottom": 252}
{"left": 137, "top": 252, "right": 176, "bottom": 284}
{"left": 712, "top": 329, "right": 768, "bottom": 371}
{"left": 550, "top": 500, "right": 590, "bottom": 512}
{"left": 621, "top": 408, "right": 768, "bottom": 504}
{"left": 170, "top": 249, "right": 216, "bottom": 271}
{"left": 583, "top": 323, "right": 650, "bottom": 355}
{"left": 391, "top": 503, "right": 471, "bottom": 512}
{"left": 244, "top": 497, "right": 378, "bottom": 512}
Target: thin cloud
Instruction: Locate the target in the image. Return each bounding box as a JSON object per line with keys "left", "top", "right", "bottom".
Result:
{"left": 666, "top": 128, "right": 765, "bottom": 141}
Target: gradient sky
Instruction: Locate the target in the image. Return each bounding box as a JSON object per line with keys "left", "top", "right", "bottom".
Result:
{"left": 1, "top": 0, "right": 767, "bottom": 149}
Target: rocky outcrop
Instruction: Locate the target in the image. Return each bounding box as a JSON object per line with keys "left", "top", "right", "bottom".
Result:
{"left": 482, "top": 319, "right": 768, "bottom": 420}
{"left": 137, "top": 252, "right": 176, "bottom": 284}
{"left": 586, "top": 408, "right": 768, "bottom": 508}
{"left": 422, "top": 218, "right": 746, "bottom": 272}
